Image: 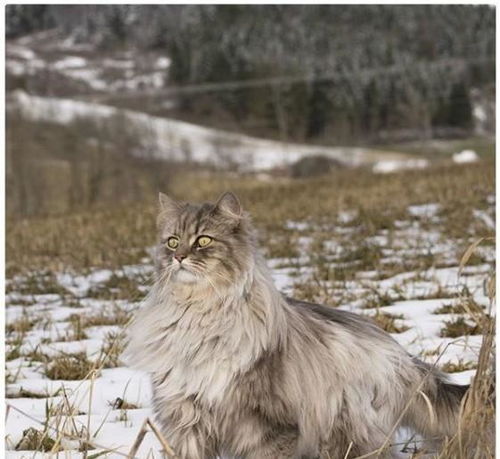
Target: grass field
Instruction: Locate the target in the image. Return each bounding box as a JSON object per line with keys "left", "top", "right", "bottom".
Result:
{"left": 5, "top": 159, "right": 495, "bottom": 457}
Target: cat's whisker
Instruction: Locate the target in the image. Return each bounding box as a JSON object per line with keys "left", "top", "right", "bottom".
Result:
{"left": 188, "top": 265, "right": 224, "bottom": 300}
{"left": 203, "top": 275, "right": 224, "bottom": 301}
{"left": 211, "top": 269, "right": 232, "bottom": 284}
{"left": 157, "top": 265, "right": 176, "bottom": 297}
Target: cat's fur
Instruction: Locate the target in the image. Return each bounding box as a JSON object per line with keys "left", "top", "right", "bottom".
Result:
{"left": 123, "top": 191, "right": 468, "bottom": 459}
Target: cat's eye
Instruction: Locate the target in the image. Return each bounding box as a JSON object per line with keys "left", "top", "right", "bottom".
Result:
{"left": 196, "top": 236, "right": 212, "bottom": 248}
{"left": 166, "top": 237, "right": 179, "bottom": 249}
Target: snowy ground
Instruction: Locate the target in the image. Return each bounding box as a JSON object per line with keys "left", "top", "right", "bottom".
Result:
{"left": 7, "top": 90, "right": 418, "bottom": 174}
{"left": 5, "top": 198, "right": 495, "bottom": 458}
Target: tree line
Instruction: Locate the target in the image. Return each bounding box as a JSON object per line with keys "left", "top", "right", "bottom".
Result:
{"left": 6, "top": 5, "right": 495, "bottom": 143}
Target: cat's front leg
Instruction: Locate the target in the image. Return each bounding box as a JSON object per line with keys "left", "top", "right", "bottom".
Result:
{"left": 153, "top": 396, "right": 217, "bottom": 459}
{"left": 166, "top": 424, "right": 216, "bottom": 459}
{"left": 243, "top": 431, "right": 299, "bottom": 459}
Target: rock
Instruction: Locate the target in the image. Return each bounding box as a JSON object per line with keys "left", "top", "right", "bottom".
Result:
{"left": 290, "top": 154, "right": 343, "bottom": 178}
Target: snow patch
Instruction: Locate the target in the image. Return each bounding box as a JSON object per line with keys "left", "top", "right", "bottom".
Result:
{"left": 473, "top": 209, "right": 495, "bottom": 230}
{"left": 372, "top": 158, "right": 429, "bottom": 174}
{"left": 102, "top": 58, "right": 135, "bottom": 69}
{"left": 407, "top": 203, "right": 440, "bottom": 218}
{"left": 7, "top": 45, "right": 36, "bottom": 60}
{"left": 337, "top": 210, "right": 358, "bottom": 225}
{"left": 154, "top": 56, "right": 171, "bottom": 69}
{"left": 473, "top": 106, "right": 487, "bottom": 123}
{"left": 453, "top": 149, "right": 479, "bottom": 164}
{"left": 53, "top": 56, "right": 87, "bottom": 70}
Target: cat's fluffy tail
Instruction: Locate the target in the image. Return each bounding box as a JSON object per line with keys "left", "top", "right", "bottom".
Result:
{"left": 404, "top": 359, "right": 469, "bottom": 440}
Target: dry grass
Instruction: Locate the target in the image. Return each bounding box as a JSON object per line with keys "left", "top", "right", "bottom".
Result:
{"left": 413, "top": 286, "right": 458, "bottom": 301}
{"left": 420, "top": 347, "right": 441, "bottom": 358}
{"left": 15, "top": 427, "right": 58, "bottom": 452}
{"left": 97, "top": 331, "right": 127, "bottom": 369}
{"left": 87, "top": 273, "right": 145, "bottom": 301}
{"left": 6, "top": 314, "right": 38, "bottom": 335}
{"left": 370, "top": 311, "right": 409, "bottom": 334}
{"left": 434, "top": 298, "right": 485, "bottom": 315}
{"left": 436, "top": 310, "right": 495, "bottom": 458}
{"left": 76, "top": 308, "right": 131, "bottom": 328}
{"left": 440, "top": 317, "right": 481, "bottom": 338}
{"left": 6, "top": 113, "right": 178, "bottom": 218}
{"left": 6, "top": 271, "right": 69, "bottom": 296}
{"left": 44, "top": 353, "right": 98, "bottom": 380}
{"left": 5, "top": 346, "right": 22, "bottom": 362}
{"left": 440, "top": 360, "right": 477, "bottom": 373}
{"left": 265, "top": 232, "right": 301, "bottom": 259}
{"left": 7, "top": 160, "right": 494, "bottom": 272}
{"left": 434, "top": 238, "right": 495, "bottom": 458}
{"left": 22, "top": 346, "right": 50, "bottom": 363}
{"left": 6, "top": 388, "right": 51, "bottom": 399}
{"left": 55, "top": 316, "right": 88, "bottom": 342}
{"left": 361, "top": 288, "right": 404, "bottom": 309}
{"left": 112, "top": 397, "right": 139, "bottom": 410}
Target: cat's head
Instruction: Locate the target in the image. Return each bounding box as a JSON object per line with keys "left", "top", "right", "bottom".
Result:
{"left": 156, "top": 191, "right": 254, "bottom": 287}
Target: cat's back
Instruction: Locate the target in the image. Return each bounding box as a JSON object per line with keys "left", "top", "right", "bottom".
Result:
{"left": 286, "top": 296, "right": 394, "bottom": 340}
{"left": 283, "top": 295, "right": 409, "bottom": 377}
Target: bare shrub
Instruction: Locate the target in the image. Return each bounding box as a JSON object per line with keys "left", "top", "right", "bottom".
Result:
{"left": 6, "top": 110, "right": 177, "bottom": 218}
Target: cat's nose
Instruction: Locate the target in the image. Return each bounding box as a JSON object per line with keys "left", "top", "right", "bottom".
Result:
{"left": 174, "top": 254, "right": 186, "bottom": 263}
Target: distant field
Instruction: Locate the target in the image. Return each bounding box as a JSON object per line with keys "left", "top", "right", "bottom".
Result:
{"left": 380, "top": 136, "right": 495, "bottom": 159}
{"left": 6, "top": 94, "right": 493, "bottom": 219}
{"left": 7, "top": 159, "right": 495, "bottom": 272}
{"left": 6, "top": 160, "right": 495, "bottom": 457}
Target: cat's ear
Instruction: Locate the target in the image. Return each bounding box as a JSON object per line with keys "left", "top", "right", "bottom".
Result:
{"left": 214, "top": 191, "right": 242, "bottom": 219}
{"left": 158, "top": 192, "right": 183, "bottom": 215}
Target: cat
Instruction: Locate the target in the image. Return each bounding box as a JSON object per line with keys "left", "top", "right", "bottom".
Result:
{"left": 123, "top": 191, "right": 469, "bottom": 459}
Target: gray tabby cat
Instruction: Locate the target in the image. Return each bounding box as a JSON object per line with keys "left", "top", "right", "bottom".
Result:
{"left": 123, "top": 191, "right": 468, "bottom": 459}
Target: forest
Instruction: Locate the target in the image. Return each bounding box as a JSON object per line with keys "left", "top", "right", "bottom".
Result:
{"left": 6, "top": 4, "right": 495, "bottom": 144}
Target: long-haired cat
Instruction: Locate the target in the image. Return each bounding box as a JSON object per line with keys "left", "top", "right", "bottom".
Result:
{"left": 123, "top": 191, "right": 469, "bottom": 458}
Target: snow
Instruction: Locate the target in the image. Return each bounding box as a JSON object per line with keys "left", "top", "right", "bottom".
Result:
{"left": 111, "top": 71, "right": 166, "bottom": 91}
{"left": 63, "top": 68, "right": 109, "bottom": 91}
{"left": 337, "top": 210, "right": 358, "bottom": 225}
{"left": 53, "top": 56, "right": 87, "bottom": 70}
{"left": 473, "top": 209, "right": 495, "bottom": 230}
{"left": 272, "top": 267, "right": 299, "bottom": 293}
{"left": 453, "top": 149, "right": 479, "bottom": 164}
{"left": 473, "top": 106, "right": 487, "bottom": 123}
{"left": 284, "top": 220, "right": 312, "bottom": 232}
{"left": 103, "top": 58, "right": 135, "bottom": 70}
{"left": 372, "top": 158, "right": 429, "bottom": 174}
{"left": 407, "top": 203, "right": 440, "bottom": 218}
{"left": 6, "top": 40, "right": 169, "bottom": 96}
{"left": 6, "top": 58, "right": 46, "bottom": 76}
{"left": 10, "top": 91, "right": 115, "bottom": 123}
{"left": 7, "top": 45, "right": 36, "bottom": 60}
{"left": 154, "top": 57, "right": 171, "bottom": 69}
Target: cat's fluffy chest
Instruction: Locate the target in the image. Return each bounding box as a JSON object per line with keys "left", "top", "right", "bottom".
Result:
{"left": 151, "top": 293, "right": 262, "bottom": 405}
